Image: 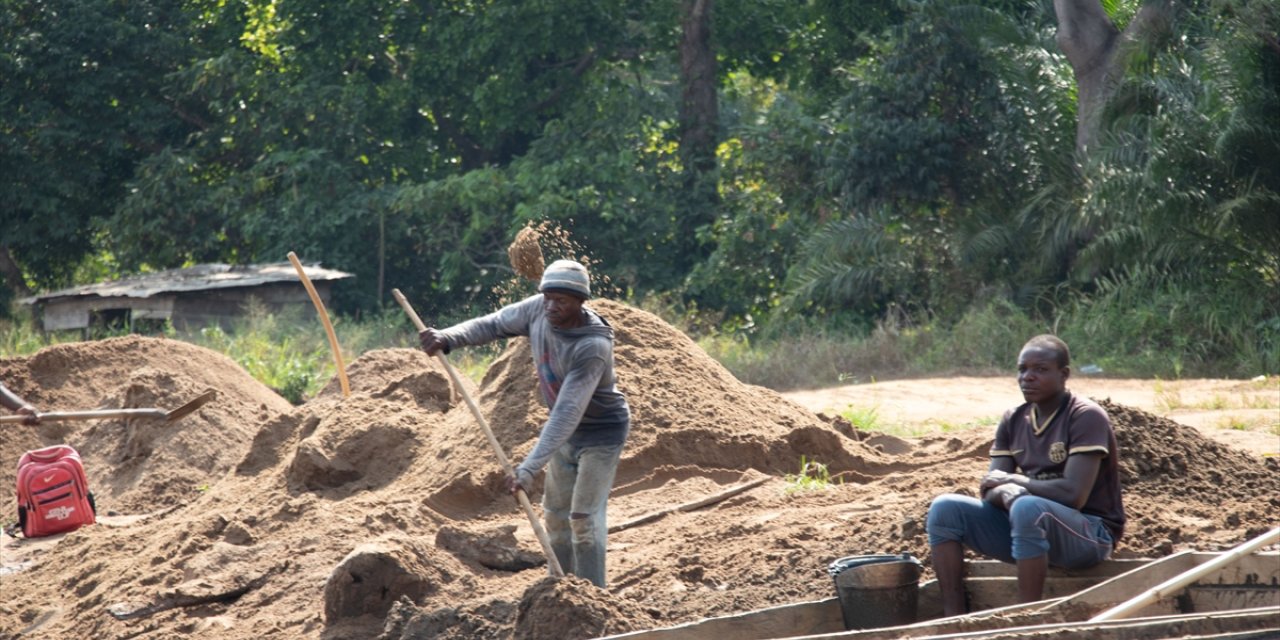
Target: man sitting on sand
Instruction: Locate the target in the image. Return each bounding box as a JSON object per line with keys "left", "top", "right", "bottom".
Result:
{"left": 925, "top": 334, "right": 1125, "bottom": 615}
{"left": 418, "top": 259, "right": 630, "bottom": 588}
{"left": 1, "top": 381, "right": 40, "bottom": 425}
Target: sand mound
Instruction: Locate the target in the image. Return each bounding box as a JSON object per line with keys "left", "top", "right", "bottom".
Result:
{"left": 513, "top": 576, "right": 653, "bottom": 640}
{"left": 2, "top": 307, "right": 1275, "bottom": 640}
{"left": 0, "top": 336, "right": 293, "bottom": 512}
{"left": 1102, "top": 399, "right": 1280, "bottom": 553}
{"left": 477, "top": 299, "right": 893, "bottom": 488}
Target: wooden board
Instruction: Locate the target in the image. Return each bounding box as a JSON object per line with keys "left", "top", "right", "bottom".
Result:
{"left": 601, "top": 598, "right": 846, "bottom": 640}
{"left": 1045, "top": 551, "right": 1280, "bottom": 619}
{"left": 600, "top": 552, "right": 1280, "bottom": 640}
{"left": 1185, "top": 585, "right": 1280, "bottom": 612}
{"left": 779, "top": 606, "right": 1279, "bottom": 640}
{"left": 962, "top": 558, "right": 1149, "bottom": 578}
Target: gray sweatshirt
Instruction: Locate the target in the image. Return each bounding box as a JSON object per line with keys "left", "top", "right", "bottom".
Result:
{"left": 440, "top": 295, "right": 630, "bottom": 477}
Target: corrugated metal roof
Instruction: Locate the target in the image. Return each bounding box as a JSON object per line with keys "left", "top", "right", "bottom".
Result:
{"left": 21, "top": 262, "right": 354, "bottom": 304}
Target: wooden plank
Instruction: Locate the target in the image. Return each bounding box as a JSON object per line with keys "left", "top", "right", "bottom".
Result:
{"left": 967, "top": 577, "right": 1120, "bottom": 614}
{"left": 918, "top": 575, "right": 1118, "bottom": 619}
{"left": 40, "top": 295, "right": 174, "bottom": 331}
{"left": 963, "top": 558, "right": 1149, "bottom": 579}
{"left": 785, "top": 606, "right": 1279, "bottom": 640}
{"left": 928, "top": 553, "right": 1277, "bottom": 619}
{"left": 1189, "top": 551, "right": 1280, "bottom": 585}
{"left": 609, "top": 477, "right": 770, "bottom": 534}
{"left": 42, "top": 306, "right": 90, "bottom": 331}
{"left": 905, "top": 607, "right": 1280, "bottom": 640}
{"left": 1043, "top": 550, "right": 1198, "bottom": 613}
{"left": 1185, "top": 585, "right": 1280, "bottom": 612}
{"left": 1046, "top": 551, "right": 1280, "bottom": 618}
{"left": 607, "top": 552, "right": 1280, "bottom": 640}
{"left": 599, "top": 598, "right": 845, "bottom": 640}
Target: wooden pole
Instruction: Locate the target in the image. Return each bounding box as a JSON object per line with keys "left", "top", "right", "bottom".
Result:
{"left": 391, "top": 288, "right": 564, "bottom": 577}
{"left": 287, "top": 252, "right": 350, "bottom": 397}
{"left": 609, "top": 476, "right": 769, "bottom": 533}
{"left": 1090, "top": 527, "right": 1280, "bottom": 622}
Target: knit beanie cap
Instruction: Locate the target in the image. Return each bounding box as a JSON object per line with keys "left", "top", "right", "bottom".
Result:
{"left": 539, "top": 259, "right": 591, "bottom": 300}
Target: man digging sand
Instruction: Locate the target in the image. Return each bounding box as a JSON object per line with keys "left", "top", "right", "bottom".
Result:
{"left": 418, "top": 259, "right": 630, "bottom": 588}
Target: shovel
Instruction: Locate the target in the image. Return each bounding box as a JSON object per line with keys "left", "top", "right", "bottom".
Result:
{"left": 0, "top": 389, "right": 218, "bottom": 425}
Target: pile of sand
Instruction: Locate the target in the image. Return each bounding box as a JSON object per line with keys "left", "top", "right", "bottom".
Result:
{"left": 0, "top": 336, "right": 293, "bottom": 513}
{"left": 1102, "top": 398, "right": 1280, "bottom": 552}
{"left": 1, "top": 305, "right": 1276, "bottom": 640}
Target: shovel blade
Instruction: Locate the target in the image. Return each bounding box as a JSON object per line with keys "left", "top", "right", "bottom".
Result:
{"left": 164, "top": 389, "right": 217, "bottom": 424}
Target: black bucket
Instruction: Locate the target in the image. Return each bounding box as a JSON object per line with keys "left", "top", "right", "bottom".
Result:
{"left": 828, "top": 553, "right": 923, "bottom": 630}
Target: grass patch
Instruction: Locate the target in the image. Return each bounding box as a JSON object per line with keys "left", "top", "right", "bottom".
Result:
{"left": 1154, "top": 380, "right": 1279, "bottom": 414}
{"left": 1241, "top": 393, "right": 1280, "bottom": 410}
{"left": 783, "top": 456, "right": 840, "bottom": 494}
{"left": 1215, "top": 415, "right": 1259, "bottom": 431}
{"left": 1199, "top": 395, "right": 1230, "bottom": 411}
{"left": 0, "top": 316, "right": 98, "bottom": 357}
{"left": 1154, "top": 381, "right": 1184, "bottom": 412}
{"left": 934, "top": 415, "right": 999, "bottom": 433}
{"left": 1212, "top": 414, "right": 1280, "bottom": 432}
{"left": 838, "top": 404, "right": 883, "bottom": 432}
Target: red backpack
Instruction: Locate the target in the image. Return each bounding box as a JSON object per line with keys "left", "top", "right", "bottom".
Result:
{"left": 16, "top": 444, "right": 96, "bottom": 538}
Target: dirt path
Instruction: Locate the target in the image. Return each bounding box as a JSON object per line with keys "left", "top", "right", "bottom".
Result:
{"left": 781, "top": 376, "right": 1279, "bottom": 458}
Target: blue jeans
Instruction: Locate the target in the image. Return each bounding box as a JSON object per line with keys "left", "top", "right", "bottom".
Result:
{"left": 926, "top": 493, "right": 1113, "bottom": 568}
{"left": 542, "top": 441, "right": 624, "bottom": 587}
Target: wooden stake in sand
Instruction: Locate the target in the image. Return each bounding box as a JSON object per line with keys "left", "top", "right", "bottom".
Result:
{"left": 287, "top": 252, "right": 350, "bottom": 397}
{"left": 391, "top": 289, "right": 564, "bottom": 578}
{"left": 508, "top": 224, "right": 545, "bottom": 281}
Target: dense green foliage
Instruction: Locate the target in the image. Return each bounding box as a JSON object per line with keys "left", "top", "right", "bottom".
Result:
{"left": 3, "top": 0, "right": 1277, "bottom": 379}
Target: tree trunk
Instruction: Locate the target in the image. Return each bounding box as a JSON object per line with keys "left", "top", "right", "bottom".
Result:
{"left": 680, "top": 0, "right": 717, "bottom": 171}
{"left": 679, "top": 0, "right": 718, "bottom": 251}
{"left": 1054, "top": 0, "right": 1174, "bottom": 154}
{"left": 0, "top": 245, "right": 33, "bottom": 298}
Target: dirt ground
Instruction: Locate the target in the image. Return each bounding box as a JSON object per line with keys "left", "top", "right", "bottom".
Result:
{"left": 1, "top": 303, "right": 1277, "bottom": 640}
{"left": 783, "top": 376, "right": 1280, "bottom": 458}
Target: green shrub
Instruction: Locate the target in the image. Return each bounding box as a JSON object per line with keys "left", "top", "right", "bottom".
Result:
{"left": 783, "top": 456, "right": 841, "bottom": 494}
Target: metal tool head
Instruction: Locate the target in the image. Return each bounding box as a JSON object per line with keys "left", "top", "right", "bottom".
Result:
{"left": 164, "top": 389, "right": 217, "bottom": 423}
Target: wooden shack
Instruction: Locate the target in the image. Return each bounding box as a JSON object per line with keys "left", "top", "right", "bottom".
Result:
{"left": 21, "top": 262, "right": 354, "bottom": 332}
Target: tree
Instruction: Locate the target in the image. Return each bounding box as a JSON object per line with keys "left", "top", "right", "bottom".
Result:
{"left": 1053, "top": 0, "right": 1176, "bottom": 153}
{"left": 0, "top": 0, "right": 218, "bottom": 301}
{"left": 781, "top": 1, "right": 1076, "bottom": 320}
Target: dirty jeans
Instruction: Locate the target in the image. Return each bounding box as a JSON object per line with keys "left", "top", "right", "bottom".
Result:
{"left": 926, "top": 493, "right": 1113, "bottom": 568}
{"left": 543, "top": 441, "right": 624, "bottom": 587}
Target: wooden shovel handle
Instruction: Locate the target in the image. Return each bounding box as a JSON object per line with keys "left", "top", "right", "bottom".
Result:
{"left": 288, "top": 251, "right": 350, "bottom": 397}
{"left": 391, "top": 288, "right": 564, "bottom": 577}
{"left": 0, "top": 408, "right": 167, "bottom": 424}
